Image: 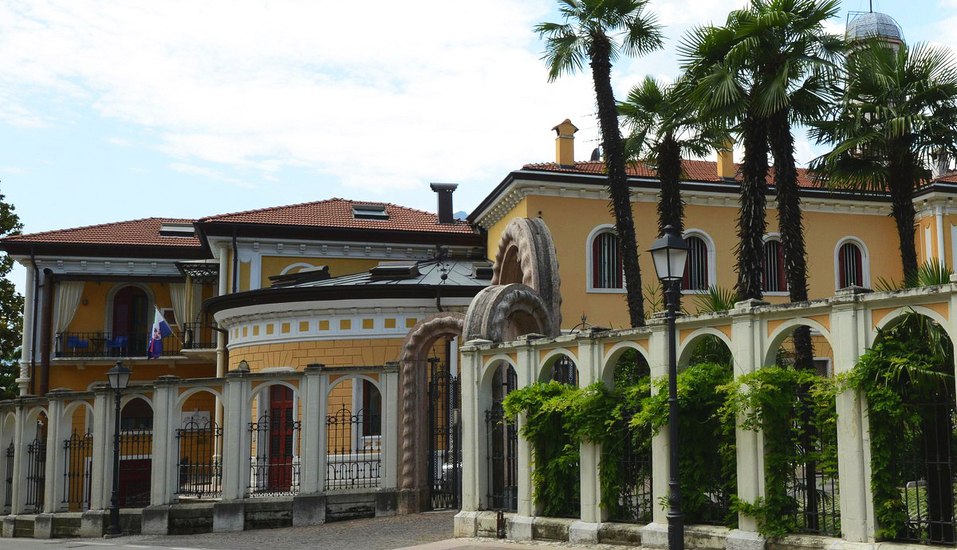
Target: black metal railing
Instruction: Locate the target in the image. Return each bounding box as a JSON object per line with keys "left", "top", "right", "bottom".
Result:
{"left": 176, "top": 420, "right": 222, "bottom": 499}
{"left": 428, "top": 367, "right": 460, "bottom": 510}
{"left": 325, "top": 407, "right": 381, "bottom": 491}
{"left": 892, "top": 395, "right": 957, "bottom": 545}
{"left": 181, "top": 323, "right": 216, "bottom": 350}
{"left": 25, "top": 437, "right": 46, "bottom": 514}
{"left": 485, "top": 403, "right": 517, "bottom": 512}
{"left": 249, "top": 412, "right": 301, "bottom": 496}
{"left": 62, "top": 431, "right": 93, "bottom": 512}
{"left": 55, "top": 331, "right": 181, "bottom": 358}
{"left": 118, "top": 427, "right": 153, "bottom": 507}
{"left": 788, "top": 391, "right": 841, "bottom": 537}
{"left": 551, "top": 356, "right": 579, "bottom": 386}
{"left": 4, "top": 442, "right": 13, "bottom": 513}
{"left": 610, "top": 408, "right": 653, "bottom": 523}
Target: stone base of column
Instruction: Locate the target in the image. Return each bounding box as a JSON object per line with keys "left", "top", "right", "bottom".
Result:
{"left": 213, "top": 500, "right": 245, "bottom": 532}
{"left": 826, "top": 541, "right": 878, "bottom": 550}
{"left": 33, "top": 514, "right": 54, "bottom": 539}
{"left": 2, "top": 515, "right": 16, "bottom": 538}
{"left": 397, "top": 487, "right": 430, "bottom": 515}
{"left": 142, "top": 505, "right": 170, "bottom": 535}
{"left": 453, "top": 510, "right": 479, "bottom": 537}
{"left": 569, "top": 521, "right": 600, "bottom": 544}
{"left": 640, "top": 522, "right": 669, "bottom": 548}
{"left": 292, "top": 493, "right": 326, "bottom": 527}
{"left": 726, "top": 528, "right": 767, "bottom": 550}
{"left": 80, "top": 510, "right": 106, "bottom": 538}
{"left": 506, "top": 515, "right": 534, "bottom": 541}
{"left": 375, "top": 488, "right": 397, "bottom": 517}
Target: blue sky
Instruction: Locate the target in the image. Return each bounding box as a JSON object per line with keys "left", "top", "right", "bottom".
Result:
{"left": 1, "top": 0, "right": 953, "bottom": 291}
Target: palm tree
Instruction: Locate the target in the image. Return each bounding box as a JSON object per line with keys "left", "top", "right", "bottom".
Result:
{"left": 536, "top": 0, "right": 663, "bottom": 327}
{"left": 812, "top": 40, "right": 957, "bottom": 283}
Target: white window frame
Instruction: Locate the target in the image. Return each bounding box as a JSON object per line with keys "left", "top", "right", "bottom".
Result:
{"left": 586, "top": 224, "right": 625, "bottom": 293}
{"left": 681, "top": 229, "right": 717, "bottom": 295}
{"left": 762, "top": 233, "right": 790, "bottom": 297}
{"left": 833, "top": 236, "right": 871, "bottom": 291}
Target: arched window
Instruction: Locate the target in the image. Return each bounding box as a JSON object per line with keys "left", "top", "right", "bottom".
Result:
{"left": 838, "top": 241, "right": 864, "bottom": 288}
{"left": 591, "top": 231, "right": 623, "bottom": 289}
{"left": 763, "top": 239, "right": 787, "bottom": 293}
{"left": 682, "top": 236, "right": 709, "bottom": 291}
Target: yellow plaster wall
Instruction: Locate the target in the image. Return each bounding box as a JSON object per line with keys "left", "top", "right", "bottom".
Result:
{"left": 66, "top": 281, "right": 175, "bottom": 334}
{"left": 485, "top": 199, "right": 528, "bottom": 261}
{"left": 49, "top": 361, "right": 216, "bottom": 392}
{"left": 259, "top": 256, "right": 380, "bottom": 287}
{"left": 229, "top": 336, "right": 452, "bottom": 372}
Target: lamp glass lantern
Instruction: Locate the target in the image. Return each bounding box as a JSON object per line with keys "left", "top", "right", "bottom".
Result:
{"left": 107, "top": 361, "right": 131, "bottom": 391}
{"left": 649, "top": 226, "right": 690, "bottom": 283}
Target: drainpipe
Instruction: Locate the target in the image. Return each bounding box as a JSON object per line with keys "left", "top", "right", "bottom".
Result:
{"left": 38, "top": 268, "right": 54, "bottom": 396}
{"left": 231, "top": 229, "right": 238, "bottom": 294}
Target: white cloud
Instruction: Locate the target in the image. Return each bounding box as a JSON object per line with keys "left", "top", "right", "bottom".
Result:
{"left": 0, "top": 167, "right": 24, "bottom": 174}
{"left": 105, "top": 137, "right": 131, "bottom": 146}
{"left": 169, "top": 162, "right": 253, "bottom": 188}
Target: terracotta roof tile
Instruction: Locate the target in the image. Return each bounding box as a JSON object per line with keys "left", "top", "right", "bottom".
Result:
{"left": 521, "top": 159, "right": 822, "bottom": 188}
{"left": 3, "top": 218, "right": 201, "bottom": 247}
{"left": 199, "top": 198, "right": 475, "bottom": 234}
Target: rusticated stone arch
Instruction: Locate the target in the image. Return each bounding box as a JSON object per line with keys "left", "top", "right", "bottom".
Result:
{"left": 463, "top": 283, "right": 556, "bottom": 342}
{"left": 396, "top": 312, "right": 464, "bottom": 513}
{"left": 492, "top": 218, "right": 562, "bottom": 329}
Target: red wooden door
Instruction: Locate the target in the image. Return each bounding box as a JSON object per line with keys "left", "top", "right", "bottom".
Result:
{"left": 268, "top": 386, "right": 294, "bottom": 491}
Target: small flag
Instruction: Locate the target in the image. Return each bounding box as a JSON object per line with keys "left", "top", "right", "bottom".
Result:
{"left": 148, "top": 308, "right": 173, "bottom": 359}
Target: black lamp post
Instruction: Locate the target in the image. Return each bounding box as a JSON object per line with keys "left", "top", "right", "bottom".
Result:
{"left": 106, "top": 361, "right": 131, "bottom": 536}
{"left": 648, "top": 225, "right": 690, "bottom": 550}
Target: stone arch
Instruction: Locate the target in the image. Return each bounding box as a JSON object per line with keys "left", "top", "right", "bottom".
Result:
{"left": 763, "top": 318, "right": 834, "bottom": 368}
{"left": 61, "top": 400, "right": 94, "bottom": 433}
{"left": 480, "top": 354, "right": 518, "bottom": 390}
{"left": 120, "top": 393, "right": 153, "bottom": 411}
{"left": 677, "top": 327, "right": 734, "bottom": 368}
{"left": 601, "top": 341, "right": 651, "bottom": 387}
{"left": 491, "top": 218, "right": 562, "bottom": 329}
{"left": 248, "top": 380, "right": 299, "bottom": 410}
{"left": 396, "top": 312, "right": 464, "bottom": 512}
{"left": 538, "top": 348, "right": 579, "bottom": 385}
{"left": 463, "top": 283, "right": 555, "bottom": 342}
{"left": 872, "top": 306, "right": 956, "bottom": 346}
{"left": 176, "top": 386, "right": 225, "bottom": 415}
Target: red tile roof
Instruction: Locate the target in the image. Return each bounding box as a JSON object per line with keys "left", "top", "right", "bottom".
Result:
{"left": 521, "top": 159, "right": 821, "bottom": 188}
{"left": 199, "top": 198, "right": 475, "bottom": 234}
{"left": 3, "top": 218, "right": 201, "bottom": 247}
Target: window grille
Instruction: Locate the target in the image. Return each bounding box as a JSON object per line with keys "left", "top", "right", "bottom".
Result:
{"left": 682, "top": 236, "right": 709, "bottom": 291}
{"left": 592, "top": 232, "right": 623, "bottom": 289}
{"left": 763, "top": 240, "right": 787, "bottom": 292}
{"left": 838, "top": 242, "right": 864, "bottom": 288}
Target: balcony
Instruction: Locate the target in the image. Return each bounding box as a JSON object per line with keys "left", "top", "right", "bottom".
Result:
{"left": 54, "top": 325, "right": 217, "bottom": 360}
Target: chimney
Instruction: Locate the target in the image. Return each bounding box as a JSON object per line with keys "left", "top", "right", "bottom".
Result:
{"left": 552, "top": 119, "right": 579, "bottom": 167}
{"left": 716, "top": 141, "right": 735, "bottom": 180}
{"left": 430, "top": 183, "right": 458, "bottom": 224}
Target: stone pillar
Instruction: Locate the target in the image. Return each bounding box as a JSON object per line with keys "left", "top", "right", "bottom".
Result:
{"left": 571, "top": 335, "right": 601, "bottom": 544}
{"left": 220, "top": 370, "right": 250, "bottom": 501}
{"left": 380, "top": 363, "right": 399, "bottom": 490}
{"left": 831, "top": 290, "right": 876, "bottom": 542}
{"left": 299, "top": 364, "right": 324, "bottom": 495}
{"left": 151, "top": 377, "right": 178, "bottom": 506}
{"left": 89, "top": 387, "right": 111, "bottom": 510}
{"left": 642, "top": 322, "right": 669, "bottom": 547}
{"left": 458, "top": 342, "right": 482, "bottom": 513}
{"left": 509, "top": 339, "right": 536, "bottom": 541}
{"left": 18, "top": 264, "right": 35, "bottom": 396}
{"left": 8, "top": 406, "right": 23, "bottom": 515}
{"left": 42, "top": 395, "right": 63, "bottom": 513}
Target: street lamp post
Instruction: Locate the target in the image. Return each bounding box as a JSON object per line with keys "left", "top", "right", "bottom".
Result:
{"left": 648, "top": 225, "right": 690, "bottom": 550}
{"left": 106, "top": 361, "right": 131, "bottom": 536}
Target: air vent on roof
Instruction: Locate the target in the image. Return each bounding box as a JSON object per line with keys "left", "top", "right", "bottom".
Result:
{"left": 159, "top": 222, "right": 195, "bottom": 237}
{"left": 268, "top": 265, "right": 331, "bottom": 287}
{"left": 370, "top": 261, "right": 419, "bottom": 281}
{"left": 471, "top": 261, "right": 493, "bottom": 280}
{"left": 352, "top": 204, "right": 389, "bottom": 220}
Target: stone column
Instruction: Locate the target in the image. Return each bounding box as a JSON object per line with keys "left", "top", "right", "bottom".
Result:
{"left": 18, "top": 264, "right": 35, "bottom": 396}
{"left": 511, "top": 339, "right": 536, "bottom": 540}
{"left": 150, "top": 377, "right": 178, "bottom": 506}
{"left": 220, "top": 370, "right": 250, "bottom": 501}
{"left": 642, "top": 322, "right": 669, "bottom": 546}
{"left": 571, "top": 335, "right": 601, "bottom": 544}
{"left": 457, "top": 342, "right": 482, "bottom": 513}
{"left": 42, "top": 395, "right": 63, "bottom": 513}
{"left": 831, "top": 289, "right": 876, "bottom": 542}
{"left": 89, "top": 386, "right": 111, "bottom": 510}
{"left": 299, "top": 364, "right": 324, "bottom": 495}
{"left": 8, "top": 405, "right": 23, "bottom": 516}
{"left": 380, "top": 363, "right": 399, "bottom": 490}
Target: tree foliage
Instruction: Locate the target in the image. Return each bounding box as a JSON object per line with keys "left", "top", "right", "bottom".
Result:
{"left": 0, "top": 187, "right": 21, "bottom": 400}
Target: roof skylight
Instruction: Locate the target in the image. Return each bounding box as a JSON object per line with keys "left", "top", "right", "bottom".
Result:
{"left": 352, "top": 204, "right": 389, "bottom": 220}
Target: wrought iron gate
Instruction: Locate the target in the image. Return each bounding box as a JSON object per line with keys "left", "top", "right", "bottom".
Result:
{"left": 4, "top": 442, "right": 14, "bottom": 513}
{"left": 176, "top": 420, "right": 222, "bottom": 499}
{"left": 118, "top": 427, "right": 153, "bottom": 507}
{"left": 63, "top": 431, "right": 93, "bottom": 511}
{"left": 428, "top": 361, "right": 460, "bottom": 510}
{"left": 485, "top": 364, "right": 517, "bottom": 512}
{"left": 25, "top": 437, "right": 46, "bottom": 513}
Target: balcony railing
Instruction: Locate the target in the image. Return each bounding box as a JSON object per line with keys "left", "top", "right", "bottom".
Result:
{"left": 55, "top": 331, "right": 181, "bottom": 358}
{"left": 181, "top": 323, "right": 216, "bottom": 351}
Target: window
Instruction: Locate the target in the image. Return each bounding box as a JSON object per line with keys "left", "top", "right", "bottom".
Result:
{"left": 121, "top": 398, "right": 153, "bottom": 431}
{"left": 682, "top": 236, "right": 709, "bottom": 291}
{"left": 763, "top": 239, "right": 787, "bottom": 293}
{"left": 361, "top": 380, "right": 381, "bottom": 436}
{"left": 838, "top": 241, "right": 864, "bottom": 288}
{"left": 351, "top": 204, "right": 388, "bottom": 220}
{"left": 591, "top": 231, "right": 623, "bottom": 289}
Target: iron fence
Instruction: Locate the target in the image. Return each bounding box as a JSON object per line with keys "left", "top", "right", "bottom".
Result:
{"left": 118, "top": 427, "right": 153, "bottom": 507}
{"left": 892, "top": 395, "right": 957, "bottom": 545}
{"left": 429, "top": 366, "right": 460, "bottom": 510}
{"left": 25, "top": 437, "right": 46, "bottom": 514}
{"left": 249, "top": 412, "right": 301, "bottom": 496}
{"left": 181, "top": 323, "right": 216, "bottom": 350}
{"left": 788, "top": 391, "right": 841, "bottom": 537}
{"left": 55, "top": 331, "right": 181, "bottom": 358}
{"left": 325, "top": 407, "right": 381, "bottom": 491}
{"left": 175, "top": 420, "right": 222, "bottom": 499}
{"left": 62, "top": 431, "right": 93, "bottom": 512}
{"left": 551, "top": 356, "right": 579, "bottom": 386}
{"left": 4, "top": 442, "right": 13, "bottom": 513}
{"left": 609, "top": 408, "right": 653, "bottom": 523}
{"left": 485, "top": 403, "right": 517, "bottom": 512}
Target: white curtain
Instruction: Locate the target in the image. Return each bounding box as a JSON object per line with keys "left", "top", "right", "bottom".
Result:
{"left": 169, "top": 283, "right": 188, "bottom": 327}
{"left": 52, "top": 282, "right": 85, "bottom": 350}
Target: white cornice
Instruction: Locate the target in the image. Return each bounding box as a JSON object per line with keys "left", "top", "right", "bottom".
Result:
{"left": 12, "top": 255, "right": 184, "bottom": 277}
{"left": 205, "top": 236, "right": 476, "bottom": 262}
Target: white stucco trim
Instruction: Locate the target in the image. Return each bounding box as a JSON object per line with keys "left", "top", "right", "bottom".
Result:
{"left": 585, "top": 224, "right": 625, "bottom": 294}
{"left": 833, "top": 236, "right": 871, "bottom": 291}
{"left": 681, "top": 228, "right": 717, "bottom": 295}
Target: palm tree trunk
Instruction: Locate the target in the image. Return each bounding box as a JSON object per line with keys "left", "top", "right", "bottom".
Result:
{"left": 888, "top": 145, "right": 920, "bottom": 284}
{"left": 736, "top": 112, "right": 769, "bottom": 301}
{"left": 656, "top": 134, "right": 684, "bottom": 234}
{"left": 590, "top": 34, "right": 645, "bottom": 327}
